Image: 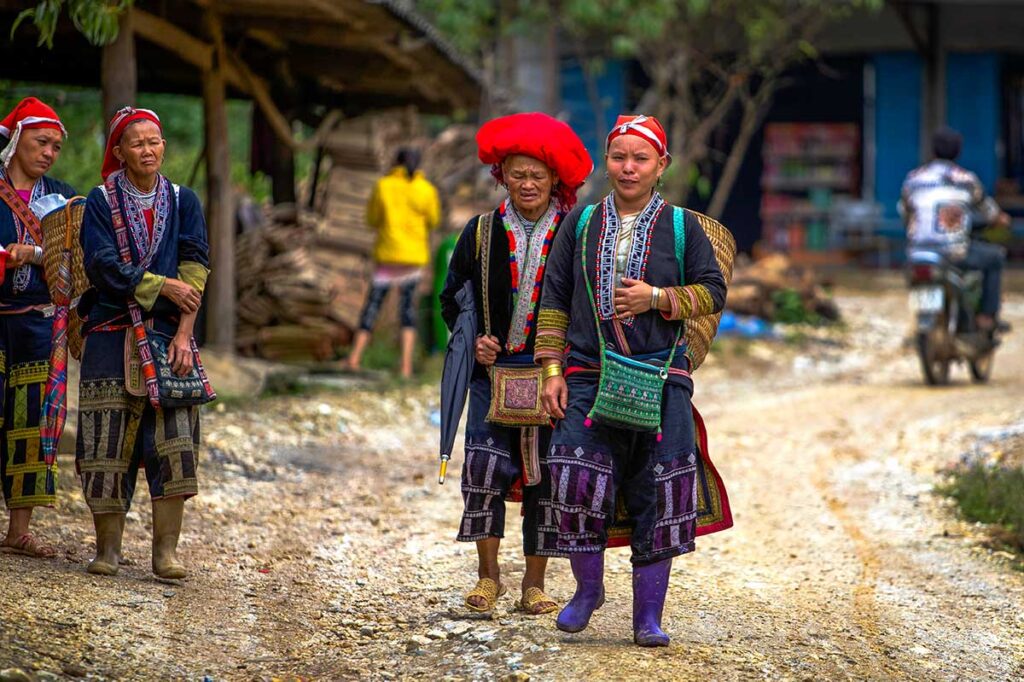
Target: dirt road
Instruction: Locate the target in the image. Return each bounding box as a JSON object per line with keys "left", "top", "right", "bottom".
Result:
{"left": 2, "top": 273, "right": 1023, "bottom": 681}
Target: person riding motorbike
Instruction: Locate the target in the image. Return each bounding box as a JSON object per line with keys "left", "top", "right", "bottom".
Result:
{"left": 899, "top": 126, "right": 1009, "bottom": 332}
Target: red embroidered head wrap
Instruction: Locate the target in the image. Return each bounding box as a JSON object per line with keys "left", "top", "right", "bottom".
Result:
{"left": 605, "top": 114, "right": 671, "bottom": 164}
{"left": 102, "top": 106, "right": 163, "bottom": 180}
{"left": 0, "top": 96, "right": 67, "bottom": 169}
{"left": 477, "top": 112, "right": 593, "bottom": 211}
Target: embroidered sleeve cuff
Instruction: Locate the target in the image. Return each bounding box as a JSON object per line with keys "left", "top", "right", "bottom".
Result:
{"left": 534, "top": 307, "right": 570, "bottom": 363}
{"left": 178, "top": 261, "right": 210, "bottom": 295}
{"left": 134, "top": 272, "right": 166, "bottom": 311}
{"left": 660, "top": 284, "right": 716, "bottom": 320}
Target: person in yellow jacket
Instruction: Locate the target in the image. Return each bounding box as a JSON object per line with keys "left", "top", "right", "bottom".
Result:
{"left": 348, "top": 148, "right": 441, "bottom": 378}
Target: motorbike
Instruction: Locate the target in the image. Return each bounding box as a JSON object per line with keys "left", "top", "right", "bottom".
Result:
{"left": 906, "top": 246, "right": 1001, "bottom": 385}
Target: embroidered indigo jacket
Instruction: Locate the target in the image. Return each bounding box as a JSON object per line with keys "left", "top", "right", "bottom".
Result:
{"left": 79, "top": 180, "right": 209, "bottom": 335}
{"left": 534, "top": 199, "right": 726, "bottom": 383}
{"left": 0, "top": 175, "right": 77, "bottom": 308}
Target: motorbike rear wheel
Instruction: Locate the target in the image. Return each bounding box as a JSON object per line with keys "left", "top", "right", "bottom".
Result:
{"left": 969, "top": 350, "right": 994, "bottom": 383}
{"left": 917, "top": 329, "right": 951, "bottom": 385}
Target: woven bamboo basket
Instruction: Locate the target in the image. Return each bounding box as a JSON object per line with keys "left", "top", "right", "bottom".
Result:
{"left": 41, "top": 196, "right": 89, "bottom": 360}
{"left": 684, "top": 211, "right": 737, "bottom": 371}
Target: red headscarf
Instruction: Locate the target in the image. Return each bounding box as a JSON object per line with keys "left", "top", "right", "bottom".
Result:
{"left": 606, "top": 114, "right": 671, "bottom": 163}
{"left": 0, "top": 96, "right": 66, "bottom": 169}
{"left": 102, "top": 106, "right": 162, "bottom": 181}
{"left": 477, "top": 112, "right": 593, "bottom": 210}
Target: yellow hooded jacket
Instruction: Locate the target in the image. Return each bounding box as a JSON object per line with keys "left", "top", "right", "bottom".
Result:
{"left": 366, "top": 166, "right": 441, "bottom": 266}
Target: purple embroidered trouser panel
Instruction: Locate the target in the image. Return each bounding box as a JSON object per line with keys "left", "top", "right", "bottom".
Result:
{"left": 457, "top": 375, "right": 561, "bottom": 557}
{"left": 548, "top": 376, "right": 698, "bottom": 564}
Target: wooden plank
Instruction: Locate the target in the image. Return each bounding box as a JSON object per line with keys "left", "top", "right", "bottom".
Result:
{"left": 133, "top": 9, "right": 215, "bottom": 73}
{"left": 202, "top": 10, "right": 236, "bottom": 352}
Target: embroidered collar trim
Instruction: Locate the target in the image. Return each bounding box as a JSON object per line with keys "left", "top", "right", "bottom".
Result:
{"left": 594, "top": 191, "right": 665, "bottom": 323}
{"left": 499, "top": 197, "right": 561, "bottom": 353}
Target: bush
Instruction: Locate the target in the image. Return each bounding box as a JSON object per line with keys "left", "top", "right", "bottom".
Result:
{"left": 942, "top": 464, "right": 1024, "bottom": 552}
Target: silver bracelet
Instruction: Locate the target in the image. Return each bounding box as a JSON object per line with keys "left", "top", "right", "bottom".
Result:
{"left": 31, "top": 245, "right": 43, "bottom": 265}
{"left": 650, "top": 286, "right": 661, "bottom": 310}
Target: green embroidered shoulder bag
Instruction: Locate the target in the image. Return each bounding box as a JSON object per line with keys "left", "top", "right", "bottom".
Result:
{"left": 577, "top": 203, "right": 685, "bottom": 432}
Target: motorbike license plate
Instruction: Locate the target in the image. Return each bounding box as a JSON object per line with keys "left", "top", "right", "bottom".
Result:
{"left": 910, "top": 287, "right": 943, "bottom": 313}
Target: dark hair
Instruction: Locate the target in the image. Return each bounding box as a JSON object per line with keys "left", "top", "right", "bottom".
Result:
{"left": 490, "top": 162, "right": 578, "bottom": 212}
{"left": 933, "top": 126, "right": 962, "bottom": 161}
{"left": 395, "top": 147, "right": 421, "bottom": 174}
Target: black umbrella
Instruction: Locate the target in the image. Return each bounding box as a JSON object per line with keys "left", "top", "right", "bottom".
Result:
{"left": 438, "top": 281, "right": 477, "bottom": 484}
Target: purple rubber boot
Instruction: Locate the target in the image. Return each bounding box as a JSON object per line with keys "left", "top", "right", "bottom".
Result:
{"left": 632, "top": 558, "right": 672, "bottom": 647}
{"left": 556, "top": 552, "right": 605, "bottom": 633}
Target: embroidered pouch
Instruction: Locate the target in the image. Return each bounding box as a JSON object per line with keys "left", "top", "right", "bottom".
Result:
{"left": 590, "top": 350, "right": 669, "bottom": 432}
{"left": 486, "top": 364, "right": 548, "bottom": 427}
{"left": 146, "top": 330, "right": 216, "bottom": 408}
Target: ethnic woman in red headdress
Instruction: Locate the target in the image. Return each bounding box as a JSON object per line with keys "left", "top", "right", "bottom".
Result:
{"left": 76, "top": 106, "right": 209, "bottom": 579}
{"left": 440, "top": 113, "right": 592, "bottom": 615}
{"left": 0, "top": 97, "right": 76, "bottom": 558}
{"left": 535, "top": 115, "right": 732, "bottom": 646}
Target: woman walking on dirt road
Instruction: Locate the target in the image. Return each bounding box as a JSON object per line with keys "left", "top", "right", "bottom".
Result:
{"left": 440, "top": 113, "right": 591, "bottom": 615}
{"left": 535, "top": 114, "right": 733, "bottom": 646}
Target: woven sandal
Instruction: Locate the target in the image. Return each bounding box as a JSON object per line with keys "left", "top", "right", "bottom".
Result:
{"left": 464, "top": 578, "right": 507, "bottom": 613}
{"left": 1, "top": 533, "right": 57, "bottom": 558}
{"left": 515, "top": 587, "right": 559, "bottom": 615}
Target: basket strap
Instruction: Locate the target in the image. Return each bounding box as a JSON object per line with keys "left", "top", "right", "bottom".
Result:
{"left": 0, "top": 178, "right": 43, "bottom": 245}
{"left": 477, "top": 211, "right": 494, "bottom": 337}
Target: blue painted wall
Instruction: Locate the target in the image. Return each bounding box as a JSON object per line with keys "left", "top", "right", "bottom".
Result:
{"left": 946, "top": 53, "right": 1001, "bottom": 193}
{"left": 560, "top": 59, "right": 626, "bottom": 165}
{"left": 874, "top": 53, "right": 922, "bottom": 218}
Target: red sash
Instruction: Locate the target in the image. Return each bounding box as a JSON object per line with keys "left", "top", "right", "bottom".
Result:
{"left": 0, "top": 179, "right": 43, "bottom": 245}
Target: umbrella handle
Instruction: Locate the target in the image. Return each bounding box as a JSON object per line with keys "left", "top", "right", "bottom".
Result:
{"left": 438, "top": 455, "right": 450, "bottom": 485}
{"left": 63, "top": 196, "right": 86, "bottom": 250}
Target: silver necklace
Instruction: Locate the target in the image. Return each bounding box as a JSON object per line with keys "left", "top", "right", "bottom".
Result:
{"left": 122, "top": 174, "right": 158, "bottom": 208}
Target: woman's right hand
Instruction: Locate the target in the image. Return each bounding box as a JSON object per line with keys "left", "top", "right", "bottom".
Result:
{"left": 474, "top": 334, "right": 501, "bottom": 366}
{"left": 542, "top": 374, "right": 568, "bottom": 420}
{"left": 160, "top": 277, "right": 201, "bottom": 314}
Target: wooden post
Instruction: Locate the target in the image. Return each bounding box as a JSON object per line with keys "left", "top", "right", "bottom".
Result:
{"left": 271, "top": 128, "right": 297, "bottom": 205}
{"left": 101, "top": 9, "right": 136, "bottom": 122}
{"left": 202, "top": 10, "right": 236, "bottom": 353}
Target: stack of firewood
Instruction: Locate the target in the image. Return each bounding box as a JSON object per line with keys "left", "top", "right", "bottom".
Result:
{"left": 235, "top": 210, "right": 369, "bottom": 362}
{"left": 318, "top": 109, "right": 423, "bottom": 255}
{"left": 727, "top": 253, "right": 841, "bottom": 322}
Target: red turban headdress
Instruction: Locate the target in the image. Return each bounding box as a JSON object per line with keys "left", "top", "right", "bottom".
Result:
{"left": 476, "top": 112, "right": 593, "bottom": 210}
{"left": 0, "top": 97, "right": 66, "bottom": 169}
{"left": 606, "top": 114, "right": 671, "bottom": 164}
{"left": 102, "top": 106, "right": 162, "bottom": 180}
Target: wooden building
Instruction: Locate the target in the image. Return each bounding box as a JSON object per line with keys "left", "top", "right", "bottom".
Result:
{"left": 0, "top": 0, "right": 481, "bottom": 351}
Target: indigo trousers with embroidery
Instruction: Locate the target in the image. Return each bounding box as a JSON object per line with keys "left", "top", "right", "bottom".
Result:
{"left": 0, "top": 312, "right": 56, "bottom": 509}
{"left": 75, "top": 330, "right": 200, "bottom": 514}
{"left": 548, "top": 376, "right": 698, "bottom": 565}
{"left": 457, "top": 374, "right": 561, "bottom": 557}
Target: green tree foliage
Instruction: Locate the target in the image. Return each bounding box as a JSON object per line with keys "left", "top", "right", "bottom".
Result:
{"left": 0, "top": 83, "right": 268, "bottom": 202}
{"left": 416, "top": 0, "right": 880, "bottom": 212}
{"left": 12, "top": 0, "right": 133, "bottom": 48}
